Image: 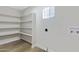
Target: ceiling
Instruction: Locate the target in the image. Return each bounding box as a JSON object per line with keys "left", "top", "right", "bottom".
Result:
{"left": 9, "top": 6, "right": 29, "bottom": 11}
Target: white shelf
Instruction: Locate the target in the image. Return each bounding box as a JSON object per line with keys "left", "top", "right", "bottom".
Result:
{"left": 0, "top": 37, "right": 20, "bottom": 45}
{"left": 0, "top": 27, "right": 20, "bottom": 29}
{"left": 21, "top": 13, "right": 33, "bottom": 18}
{"left": 20, "top": 13, "right": 33, "bottom": 37}
{"left": 0, "top": 26, "right": 20, "bottom": 28}
{"left": 0, "top": 31, "right": 19, "bottom": 36}
{"left": 21, "top": 27, "right": 32, "bottom": 29}
{"left": 0, "top": 21, "right": 20, "bottom": 23}
{"left": 0, "top": 28, "right": 20, "bottom": 29}
{"left": 20, "top": 32, "right": 32, "bottom": 36}
{"left": 21, "top": 21, "right": 32, "bottom": 23}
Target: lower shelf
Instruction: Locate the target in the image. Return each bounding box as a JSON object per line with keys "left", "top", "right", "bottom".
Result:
{"left": 0, "top": 31, "right": 19, "bottom": 36}
{"left": 0, "top": 37, "right": 20, "bottom": 45}
{"left": 20, "top": 32, "right": 32, "bottom": 36}
{"left": 0, "top": 31, "right": 32, "bottom": 37}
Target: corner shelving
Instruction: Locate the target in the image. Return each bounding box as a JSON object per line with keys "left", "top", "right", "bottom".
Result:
{"left": 20, "top": 13, "right": 35, "bottom": 43}
{"left": 21, "top": 13, "right": 33, "bottom": 37}
{"left": 0, "top": 7, "right": 21, "bottom": 45}
{"left": 0, "top": 13, "right": 20, "bottom": 37}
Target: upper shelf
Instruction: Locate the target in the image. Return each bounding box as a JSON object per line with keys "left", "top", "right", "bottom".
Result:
{"left": 0, "top": 26, "right": 20, "bottom": 28}
{"left": 21, "top": 13, "right": 33, "bottom": 18}
{"left": 0, "top": 21, "right": 32, "bottom": 23}
{"left": 21, "top": 20, "right": 32, "bottom": 23}
{"left": 0, "top": 31, "right": 19, "bottom": 36}
{"left": 0, "top": 21, "right": 20, "bottom": 23}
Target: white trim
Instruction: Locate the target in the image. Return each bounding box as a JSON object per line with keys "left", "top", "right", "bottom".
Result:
{"left": 34, "top": 44, "right": 48, "bottom": 51}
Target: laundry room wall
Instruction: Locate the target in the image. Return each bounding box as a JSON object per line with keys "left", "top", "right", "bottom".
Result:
{"left": 23, "top": 6, "right": 79, "bottom": 52}
{"left": 48, "top": 6, "right": 79, "bottom": 52}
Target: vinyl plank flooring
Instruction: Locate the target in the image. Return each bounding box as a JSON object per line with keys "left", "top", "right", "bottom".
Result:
{"left": 0, "top": 39, "right": 45, "bottom": 52}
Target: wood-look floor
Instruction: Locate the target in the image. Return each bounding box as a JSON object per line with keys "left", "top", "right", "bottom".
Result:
{"left": 0, "top": 40, "right": 45, "bottom": 52}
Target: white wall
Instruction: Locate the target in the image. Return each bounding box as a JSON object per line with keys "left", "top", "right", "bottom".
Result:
{"left": 48, "top": 7, "right": 79, "bottom": 52}
{"left": 0, "top": 6, "right": 20, "bottom": 17}
{"left": 36, "top": 6, "right": 79, "bottom": 52}
{"left": 25, "top": 6, "right": 79, "bottom": 52}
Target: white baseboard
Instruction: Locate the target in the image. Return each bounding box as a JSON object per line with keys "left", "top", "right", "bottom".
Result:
{"left": 33, "top": 44, "right": 48, "bottom": 51}
{"left": 48, "top": 48, "right": 55, "bottom": 52}
{"left": 31, "top": 44, "right": 36, "bottom": 48}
